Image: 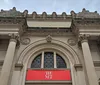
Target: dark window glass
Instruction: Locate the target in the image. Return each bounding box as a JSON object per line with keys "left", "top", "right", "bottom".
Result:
{"left": 56, "top": 54, "right": 67, "bottom": 68}
{"left": 31, "top": 54, "right": 41, "bottom": 68}
{"left": 44, "top": 52, "right": 54, "bottom": 68}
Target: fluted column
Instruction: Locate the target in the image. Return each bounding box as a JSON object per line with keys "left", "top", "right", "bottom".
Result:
{"left": 80, "top": 35, "right": 98, "bottom": 85}
{"left": 0, "top": 34, "right": 18, "bottom": 85}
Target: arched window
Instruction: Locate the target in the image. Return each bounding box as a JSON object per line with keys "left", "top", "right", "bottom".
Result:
{"left": 31, "top": 52, "right": 67, "bottom": 68}
{"left": 31, "top": 54, "right": 42, "bottom": 68}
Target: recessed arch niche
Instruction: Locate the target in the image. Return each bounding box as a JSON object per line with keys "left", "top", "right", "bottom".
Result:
{"left": 18, "top": 39, "right": 81, "bottom": 85}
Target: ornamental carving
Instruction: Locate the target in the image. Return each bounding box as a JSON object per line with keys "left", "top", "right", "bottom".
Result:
{"left": 67, "top": 38, "right": 77, "bottom": 46}
{"left": 21, "top": 38, "right": 30, "bottom": 45}
{"left": 9, "top": 33, "right": 19, "bottom": 40}
{"left": 75, "top": 8, "right": 100, "bottom": 18}
{"left": 46, "top": 35, "right": 52, "bottom": 42}
{"left": 52, "top": 12, "right": 57, "bottom": 19}
{"left": 0, "top": 7, "right": 23, "bottom": 17}
{"left": 42, "top": 12, "right": 47, "bottom": 19}
{"left": 79, "top": 34, "right": 90, "bottom": 42}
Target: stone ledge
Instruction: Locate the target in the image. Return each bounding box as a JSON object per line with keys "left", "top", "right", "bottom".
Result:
{"left": 94, "top": 61, "right": 100, "bottom": 67}
{"left": 0, "top": 60, "right": 23, "bottom": 69}
{"left": 25, "top": 81, "right": 72, "bottom": 84}
{"left": 0, "top": 60, "right": 3, "bottom": 66}
{"left": 74, "top": 64, "right": 82, "bottom": 68}
{"left": 15, "top": 63, "right": 23, "bottom": 68}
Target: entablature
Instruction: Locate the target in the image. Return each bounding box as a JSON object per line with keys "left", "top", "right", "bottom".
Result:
{"left": 73, "top": 18, "right": 100, "bottom": 36}
{"left": 71, "top": 8, "right": 100, "bottom": 38}
{"left": 0, "top": 17, "right": 27, "bottom": 40}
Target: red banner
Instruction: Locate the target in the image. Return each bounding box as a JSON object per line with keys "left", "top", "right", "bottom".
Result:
{"left": 26, "top": 69, "right": 71, "bottom": 81}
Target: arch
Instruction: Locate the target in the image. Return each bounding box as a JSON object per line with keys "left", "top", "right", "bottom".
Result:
{"left": 18, "top": 39, "right": 81, "bottom": 85}
{"left": 18, "top": 39, "right": 81, "bottom": 65}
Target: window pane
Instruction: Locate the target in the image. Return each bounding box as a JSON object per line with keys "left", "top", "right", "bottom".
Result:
{"left": 56, "top": 54, "right": 67, "bottom": 68}
{"left": 44, "top": 52, "right": 54, "bottom": 68}
{"left": 31, "top": 54, "right": 41, "bottom": 68}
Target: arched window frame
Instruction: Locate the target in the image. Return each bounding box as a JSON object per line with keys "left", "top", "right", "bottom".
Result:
{"left": 29, "top": 50, "right": 70, "bottom": 69}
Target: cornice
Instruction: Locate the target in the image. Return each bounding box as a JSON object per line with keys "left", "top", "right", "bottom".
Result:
{"left": 0, "top": 17, "right": 26, "bottom": 25}
{"left": 73, "top": 18, "right": 100, "bottom": 26}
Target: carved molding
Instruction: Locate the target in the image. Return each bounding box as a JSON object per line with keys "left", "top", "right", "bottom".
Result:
{"left": 18, "top": 38, "right": 80, "bottom": 64}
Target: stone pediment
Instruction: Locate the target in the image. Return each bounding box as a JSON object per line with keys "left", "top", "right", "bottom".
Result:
{"left": 0, "top": 7, "right": 23, "bottom": 17}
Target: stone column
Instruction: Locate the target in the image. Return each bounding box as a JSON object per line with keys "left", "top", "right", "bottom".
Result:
{"left": 0, "top": 34, "right": 18, "bottom": 85}
{"left": 80, "top": 35, "right": 98, "bottom": 85}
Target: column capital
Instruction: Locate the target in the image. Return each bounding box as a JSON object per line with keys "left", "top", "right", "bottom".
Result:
{"left": 8, "top": 33, "right": 19, "bottom": 42}
{"left": 79, "top": 34, "right": 90, "bottom": 43}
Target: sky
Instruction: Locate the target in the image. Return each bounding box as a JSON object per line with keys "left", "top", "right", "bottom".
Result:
{"left": 0, "top": 0, "right": 100, "bottom": 14}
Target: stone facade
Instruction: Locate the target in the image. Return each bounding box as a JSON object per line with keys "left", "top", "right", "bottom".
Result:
{"left": 0, "top": 7, "right": 100, "bottom": 85}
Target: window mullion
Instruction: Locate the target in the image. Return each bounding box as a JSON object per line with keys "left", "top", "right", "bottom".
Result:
{"left": 54, "top": 52, "right": 57, "bottom": 68}
{"left": 41, "top": 51, "right": 44, "bottom": 68}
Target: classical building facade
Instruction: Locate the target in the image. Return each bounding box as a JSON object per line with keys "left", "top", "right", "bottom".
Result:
{"left": 0, "top": 7, "right": 100, "bottom": 85}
